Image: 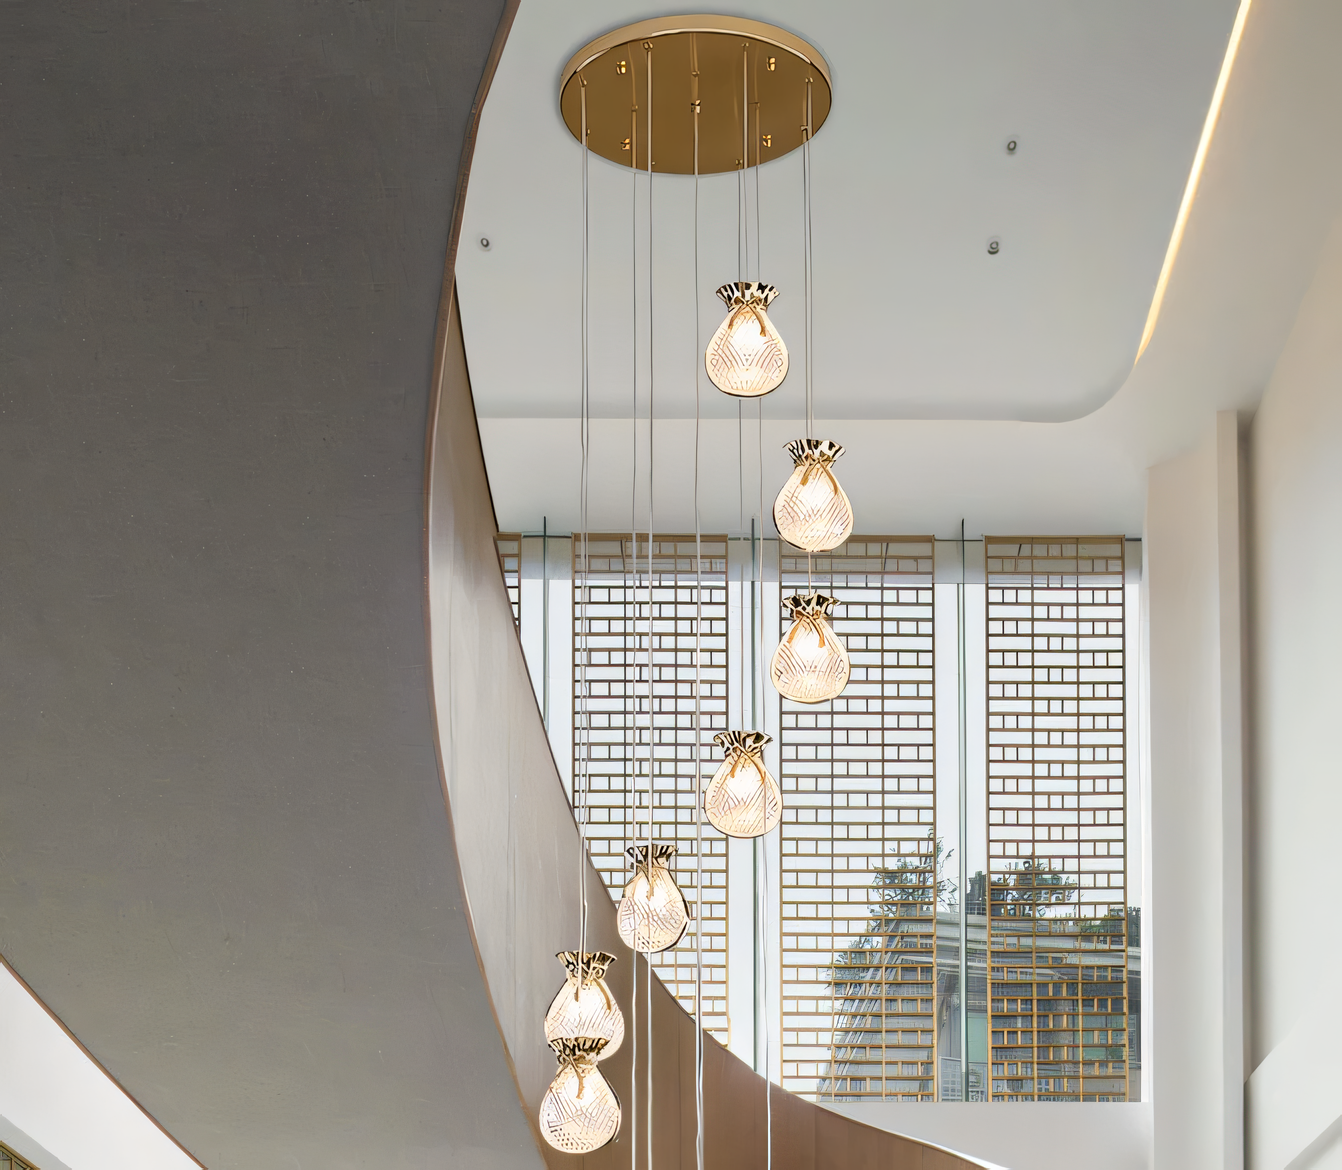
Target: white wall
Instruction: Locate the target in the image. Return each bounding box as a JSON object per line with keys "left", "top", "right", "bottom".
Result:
{"left": 817, "top": 214, "right": 1342, "bottom": 1170}
{"left": 1245, "top": 218, "right": 1342, "bottom": 1170}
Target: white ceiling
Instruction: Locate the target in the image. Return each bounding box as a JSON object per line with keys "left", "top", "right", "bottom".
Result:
{"left": 459, "top": 0, "right": 1342, "bottom": 536}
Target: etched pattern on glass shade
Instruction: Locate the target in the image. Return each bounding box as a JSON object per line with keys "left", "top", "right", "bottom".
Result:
{"left": 616, "top": 843, "right": 690, "bottom": 954}
{"left": 771, "top": 593, "right": 850, "bottom": 704}
{"left": 705, "top": 281, "right": 788, "bottom": 398}
{"left": 544, "top": 950, "right": 624, "bottom": 1059}
{"left": 705, "top": 731, "right": 781, "bottom": 838}
{"left": 539, "top": 1037, "right": 621, "bottom": 1154}
{"left": 773, "top": 439, "right": 854, "bottom": 553}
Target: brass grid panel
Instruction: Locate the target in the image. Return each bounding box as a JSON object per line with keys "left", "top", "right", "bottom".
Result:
{"left": 573, "top": 535, "right": 729, "bottom": 1039}
{"left": 985, "top": 538, "right": 1129, "bottom": 1102}
{"left": 495, "top": 533, "right": 521, "bottom": 630}
{"left": 778, "top": 538, "right": 937, "bottom": 1101}
{"left": 0, "top": 1141, "right": 38, "bottom": 1170}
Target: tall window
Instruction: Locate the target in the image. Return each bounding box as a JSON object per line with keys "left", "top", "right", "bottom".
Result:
{"left": 984, "top": 539, "right": 1133, "bottom": 1101}
{"left": 508, "top": 531, "right": 1141, "bottom": 1100}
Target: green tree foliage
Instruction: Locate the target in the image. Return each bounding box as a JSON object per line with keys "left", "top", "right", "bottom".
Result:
{"left": 989, "top": 858, "right": 1077, "bottom": 918}
{"left": 828, "top": 835, "right": 951, "bottom": 983}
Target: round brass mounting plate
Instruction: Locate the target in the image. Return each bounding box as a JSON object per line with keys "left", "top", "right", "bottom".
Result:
{"left": 560, "top": 15, "right": 832, "bottom": 175}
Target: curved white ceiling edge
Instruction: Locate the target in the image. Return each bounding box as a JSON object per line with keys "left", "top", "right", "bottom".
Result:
{"left": 0, "top": 963, "right": 199, "bottom": 1170}
{"left": 462, "top": 0, "right": 1342, "bottom": 535}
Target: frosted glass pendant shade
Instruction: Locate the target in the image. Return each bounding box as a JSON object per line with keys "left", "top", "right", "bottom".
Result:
{"left": 539, "top": 1037, "right": 621, "bottom": 1154}
{"left": 544, "top": 951, "right": 624, "bottom": 1059}
{"left": 616, "top": 843, "right": 690, "bottom": 954}
{"left": 705, "top": 731, "right": 781, "bottom": 838}
{"left": 771, "top": 593, "right": 849, "bottom": 704}
{"left": 773, "top": 439, "right": 854, "bottom": 552}
{"left": 705, "top": 281, "right": 788, "bottom": 397}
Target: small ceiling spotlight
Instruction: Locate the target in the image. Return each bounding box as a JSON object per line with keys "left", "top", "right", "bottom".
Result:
{"left": 1006, "top": 137, "right": 1018, "bottom": 154}
{"left": 987, "top": 237, "right": 1001, "bottom": 255}
{"left": 478, "top": 236, "right": 492, "bottom": 251}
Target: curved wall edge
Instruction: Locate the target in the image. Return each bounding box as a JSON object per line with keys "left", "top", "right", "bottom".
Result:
{"left": 1, "top": 1, "right": 533, "bottom": 1163}
{"left": 425, "top": 289, "right": 989, "bottom": 1170}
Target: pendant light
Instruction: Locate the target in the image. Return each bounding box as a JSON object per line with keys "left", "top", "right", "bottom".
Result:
{"left": 554, "top": 23, "right": 837, "bottom": 1157}
{"left": 704, "top": 731, "right": 782, "bottom": 838}
{"left": 705, "top": 281, "right": 788, "bottom": 397}
{"left": 771, "top": 592, "right": 849, "bottom": 704}
{"left": 539, "top": 1036, "right": 622, "bottom": 1154}
{"left": 616, "top": 843, "right": 690, "bottom": 954}
{"left": 773, "top": 439, "right": 854, "bottom": 552}
{"left": 544, "top": 951, "right": 624, "bottom": 1059}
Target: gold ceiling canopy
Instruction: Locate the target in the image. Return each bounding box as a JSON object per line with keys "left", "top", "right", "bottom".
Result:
{"left": 559, "top": 15, "right": 833, "bottom": 175}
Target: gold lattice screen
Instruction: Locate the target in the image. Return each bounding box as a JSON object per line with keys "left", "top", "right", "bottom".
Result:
{"left": 0, "top": 1141, "right": 38, "bottom": 1170}
{"left": 494, "top": 533, "right": 521, "bottom": 630}
{"left": 985, "top": 537, "right": 1130, "bottom": 1101}
{"left": 778, "top": 538, "right": 937, "bottom": 1101}
{"left": 573, "top": 536, "right": 729, "bottom": 1039}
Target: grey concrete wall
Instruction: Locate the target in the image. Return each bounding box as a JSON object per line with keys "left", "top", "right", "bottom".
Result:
{"left": 0, "top": 3, "right": 537, "bottom": 1166}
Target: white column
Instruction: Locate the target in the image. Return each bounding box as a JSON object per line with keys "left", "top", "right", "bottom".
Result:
{"left": 1145, "top": 411, "right": 1245, "bottom": 1170}
{"left": 1244, "top": 218, "right": 1342, "bottom": 1170}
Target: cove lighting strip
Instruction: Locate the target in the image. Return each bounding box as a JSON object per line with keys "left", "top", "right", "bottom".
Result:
{"left": 1136, "top": 0, "right": 1254, "bottom": 362}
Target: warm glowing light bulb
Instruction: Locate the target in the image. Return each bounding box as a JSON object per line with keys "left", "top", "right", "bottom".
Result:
{"left": 705, "top": 281, "right": 788, "bottom": 397}
{"left": 773, "top": 439, "right": 854, "bottom": 552}
{"left": 771, "top": 593, "right": 849, "bottom": 704}
{"left": 544, "top": 950, "right": 624, "bottom": 1059}
{"left": 539, "top": 1037, "right": 621, "bottom": 1154}
{"left": 616, "top": 843, "right": 690, "bottom": 954}
{"left": 704, "top": 731, "right": 781, "bottom": 838}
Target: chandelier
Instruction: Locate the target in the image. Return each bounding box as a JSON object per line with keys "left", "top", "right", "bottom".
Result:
{"left": 542, "top": 15, "right": 852, "bottom": 1162}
